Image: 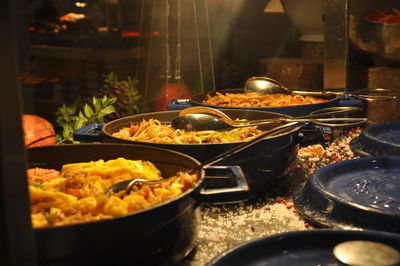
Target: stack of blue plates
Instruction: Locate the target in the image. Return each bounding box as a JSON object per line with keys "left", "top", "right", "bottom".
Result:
{"left": 292, "top": 156, "right": 400, "bottom": 233}
{"left": 350, "top": 121, "right": 400, "bottom": 157}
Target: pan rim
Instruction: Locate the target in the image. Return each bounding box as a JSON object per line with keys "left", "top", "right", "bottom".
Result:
{"left": 102, "top": 109, "right": 299, "bottom": 146}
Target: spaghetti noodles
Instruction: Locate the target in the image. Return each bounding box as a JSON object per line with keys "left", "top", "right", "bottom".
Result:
{"left": 112, "top": 118, "right": 263, "bottom": 144}
{"left": 202, "top": 92, "right": 327, "bottom": 108}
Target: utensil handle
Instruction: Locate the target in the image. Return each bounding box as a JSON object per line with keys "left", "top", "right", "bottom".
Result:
{"left": 298, "top": 117, "right": 368, "bottom": 127}
{"left": 298, "top": 89, "right": 398, "bottom": 101}
{"left": 73, "top": 123, "right": 105, "bottom": 142}
{"left": 241, "top": 107, "right": 362, "bottom": 126}
{"left": 355, "top": 94, "right": 398, "bottom": 101}
{"left": 196, "top": 122, "right": 301, "bottom": 169}
{"left": 237, "top": 117, "right": 367, "bottom": 128}
{"left": 301, "top": 106, "right": 362, "bottom": 118}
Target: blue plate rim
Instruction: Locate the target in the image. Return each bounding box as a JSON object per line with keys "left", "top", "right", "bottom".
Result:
{"left": 292, "top": 156, "right": 400, "bottom": 232}
{"left": 362, "top": 121, "right": 400, "bottom": 147}
{"left": 310, "top": 156, "right": 400, "bottom": 218}
{"left": 350, "top": 121, "right": 400, "bottom": 157}
{"left": 207, "top": 229, "right": 400, "bottom": 266}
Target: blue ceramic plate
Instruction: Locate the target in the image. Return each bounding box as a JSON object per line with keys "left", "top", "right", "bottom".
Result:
{"left": 350, "top": 121, "right": 400, "bottom": 157}
{"left": 208, "top": 229, "right": 400, "bottom": 266}
{"left": 292, "top": 156, "right": 400, "bottom": 233}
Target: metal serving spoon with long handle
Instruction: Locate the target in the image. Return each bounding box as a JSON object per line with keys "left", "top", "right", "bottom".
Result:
{"left": 171, "top": 114, "right": 367, "bottom": 131}
{"left": 172, "top": 106, "right": 366, "bottom": 131}
{"left": 178, "top": 106, "right": 363, "bottom": 127}
{"left": 244, "top": 76, "right": 398, "bottom": 101}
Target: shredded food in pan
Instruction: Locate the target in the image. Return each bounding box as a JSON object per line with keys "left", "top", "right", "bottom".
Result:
{"left": 112, "top": 118, "right": 263, "bottom": 144}
{"left": 28, "top": 158, "right": 198, "bottom": 228}
{"left": 365, "top": 8, "right": 400, "bottom": 25}
{"left": 202, "top": 92, "right": 327, "bottom": 108}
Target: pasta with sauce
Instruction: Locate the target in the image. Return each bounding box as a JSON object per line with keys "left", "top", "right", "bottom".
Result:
{"left": 202, "top": 92, "right": 327, "bottom": 108}
{"left": 28, "top": 158, "right": 198, "bottom": 228}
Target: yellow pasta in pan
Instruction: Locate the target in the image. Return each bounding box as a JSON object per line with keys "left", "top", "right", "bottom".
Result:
{"left": 28, "top": 158, "right": 198, "bottom": 228}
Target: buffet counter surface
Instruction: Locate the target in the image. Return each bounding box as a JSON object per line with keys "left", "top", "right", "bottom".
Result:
{"left": 187, "top": 127, "right": 362, "bottom": 265}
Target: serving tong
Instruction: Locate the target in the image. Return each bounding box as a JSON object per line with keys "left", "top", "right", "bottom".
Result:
{"left": 173, "top": 106, "right": 367, "bottom": 131}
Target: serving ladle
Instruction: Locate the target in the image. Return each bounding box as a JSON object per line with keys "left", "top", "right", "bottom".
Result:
{"left": 244, "top": 76, "right": 398, "bottom": 101}
{"left": 172, "top": 106, "right": 367, "bottom": 131}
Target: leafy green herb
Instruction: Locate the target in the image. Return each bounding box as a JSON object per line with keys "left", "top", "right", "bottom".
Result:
{"left": 55, "top": 96, "right": 116, "bottom": 144}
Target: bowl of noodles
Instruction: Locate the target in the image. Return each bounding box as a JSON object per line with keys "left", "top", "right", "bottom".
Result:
{"left": 28, "top": 143, "right": 249, "bottom": 265}
{"left": 74, "top": 109, "right": 305, "bottom": 195}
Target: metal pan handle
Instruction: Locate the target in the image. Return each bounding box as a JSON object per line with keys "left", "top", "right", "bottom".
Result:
{"left": 167, "top": 98, "right": 195, "bottom": 110}
{"left": 195, "top": 165, "right": 250, "bottom": 204}
{"left": 73, "top": 123, "right": 105, "bottom": 142}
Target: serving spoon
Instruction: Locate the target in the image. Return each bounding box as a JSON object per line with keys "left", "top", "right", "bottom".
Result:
{"left": 178, "top": 106, "right": 361, "bottom": 125}
{"left": 172, "top": 106, "right": 366, "bottom": 131}
{"left": 172, "top": 114, "right": 367, "bottom": 131}
{"left": 333, "top": 240, "right": 400, "bottom": 266}
{"left": 244, "top": 76, "right": 398, "bottom": 101}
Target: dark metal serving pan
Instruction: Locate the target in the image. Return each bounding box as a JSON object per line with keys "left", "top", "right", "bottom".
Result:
{"left": 167, "top": 89, "right": 341, "bottom": 116}
{"left": 28, "top": 143, "right": 249, "bottom": 265}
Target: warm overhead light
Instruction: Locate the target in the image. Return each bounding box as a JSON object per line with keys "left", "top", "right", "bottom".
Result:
{"left": 75, "top": 2, "right": 87, "bottom": 8}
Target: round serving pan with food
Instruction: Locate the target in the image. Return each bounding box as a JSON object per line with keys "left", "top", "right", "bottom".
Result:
{"left": 167, "top": 89, "right": 340, "bottom": 116}
{"left": 74, "top": 109, "right": 305, "bottom": 195}
{"left": 28, "top": 143, "right": 249, "bottom": 265}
